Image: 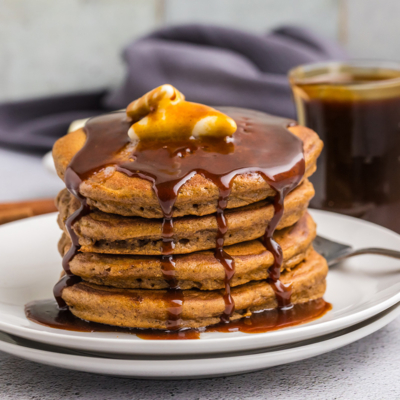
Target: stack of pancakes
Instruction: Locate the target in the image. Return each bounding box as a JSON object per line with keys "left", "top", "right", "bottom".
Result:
{"left": 53, "top": 115, "right": 326, "bottom": 330}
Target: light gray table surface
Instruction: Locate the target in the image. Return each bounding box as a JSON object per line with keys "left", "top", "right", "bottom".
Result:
{"left": 0, "top": 148, "right": 399, "bottom": 400}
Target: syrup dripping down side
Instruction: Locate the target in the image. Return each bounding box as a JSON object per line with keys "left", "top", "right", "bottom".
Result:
{"left": 53, "top": 114, "right": 132, "bottom": 309}
{"left": 53, "top": 169, "right": 89, "bottom": 308}
{"left": 258, "top": 156, "right": 305, "bottom": 309}
{"left": 115, "top": 169, "right": 199, "bottom": 330}
{"left": 263, "top": 187, "right": 294, "bottom": 308}
{"left": 154, "top": 176, "right": 196, "bottom": 330}
{"left": 159, "top": 218, "right": 183, "bottom": 331}
{"left": 214, "top": 186, "right": 236, "bottom": 322}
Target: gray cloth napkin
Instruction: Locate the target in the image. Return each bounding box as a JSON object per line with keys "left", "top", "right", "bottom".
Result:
{"left": 0, "top": 24, "right": 346, "bottom": 153}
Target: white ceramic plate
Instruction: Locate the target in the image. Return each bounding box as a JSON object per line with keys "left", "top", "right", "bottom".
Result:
{"left": 0, "top": 301, "right": 398, "bottom": 379}
{"left": 0, "top": 211, "right": 400, "bottom": 356}
{"left": 42, "top": 151, "right": 56, "bottom": 175}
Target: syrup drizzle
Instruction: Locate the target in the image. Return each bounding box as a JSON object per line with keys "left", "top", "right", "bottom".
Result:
{"left": 262, "top": 184, "right": 293, "bottom": 307}
{"left": 113, "top": 168, "right": 196, "bottom": 330}
{"left": 214, "top": 185, "right": 236, "bottom": 322}
{"left": 53, "top": 168, "right": 89, "bottom": 308}
{"left": 53, "top": 108, "right": 305, "bottom": 329}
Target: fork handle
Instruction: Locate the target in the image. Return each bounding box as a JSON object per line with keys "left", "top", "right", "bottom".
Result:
{"left": 338, "top": 248, "right": 400, "bottom": 263}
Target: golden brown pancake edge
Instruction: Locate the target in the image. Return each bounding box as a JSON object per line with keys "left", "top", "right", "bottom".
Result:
{"left": 62, "top": 249, "right": 328, "bottom": 329}
{"left": 59, "top": 213, "right": 316, "bottom": 290}
{"left": 56, "top": 179, "right": 314, "bottom": 255}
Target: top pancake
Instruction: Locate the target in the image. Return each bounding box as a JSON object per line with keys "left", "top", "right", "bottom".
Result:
{"left": 53, "top": 108, "right": 323, "bottom": 219}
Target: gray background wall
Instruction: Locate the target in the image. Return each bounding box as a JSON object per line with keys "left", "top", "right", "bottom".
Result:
{"left": 0, "top": 0, "right": 398, "bottom": 102}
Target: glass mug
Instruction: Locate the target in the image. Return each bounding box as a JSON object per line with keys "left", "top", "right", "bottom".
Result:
{"left": 289, "top": 61, "right": 400, "bottom": 233}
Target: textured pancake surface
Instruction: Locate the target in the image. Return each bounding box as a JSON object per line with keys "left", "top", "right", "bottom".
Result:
{"left": 53, "top": 114, "right": 323, "bottom": 218}
{"left": 59, "top": 213, "right": 316, "bottom": 290}
{"left": 62, "top": 250, "right": 327, "bottom": 329}
{"left": 57, "top": 180, "right": 314, "bottom": 255}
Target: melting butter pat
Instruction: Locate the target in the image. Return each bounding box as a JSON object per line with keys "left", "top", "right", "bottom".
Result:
{"left": 126, "top": 84, "right": 237, "bottom": 141}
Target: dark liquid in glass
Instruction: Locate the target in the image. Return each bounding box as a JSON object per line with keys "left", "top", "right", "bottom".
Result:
{"left": 293, "top": 73, "right": 400, "bottom": 233}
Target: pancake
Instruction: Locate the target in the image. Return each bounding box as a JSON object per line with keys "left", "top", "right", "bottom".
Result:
{"left": 59, "top": 212, "right": 316, "bottom": 290}
{"left": 53, "top": 113, "right": 323, "bottom": 219}
{"left": 57, "top": 179, "right": 314, "bottom": 255}
{"left": 61, "top": 249, "right": 327, "bottom": 329}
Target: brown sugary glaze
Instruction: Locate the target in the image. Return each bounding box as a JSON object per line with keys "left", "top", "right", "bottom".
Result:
{"left": 58, "top": 213, "right": 316, "bottom": 291}
{"left": 56, "top": 180, "right": 314, "bottom": 255}
{"left": 52, "top": 120, "right": 322, "bottom": 219}
{"left": 60, "top": 249, "right": 327, "bottom": 330}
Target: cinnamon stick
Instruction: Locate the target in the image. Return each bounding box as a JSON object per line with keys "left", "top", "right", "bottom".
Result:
{"left": 0, "top": 198, "right": 57, "bottom": 225}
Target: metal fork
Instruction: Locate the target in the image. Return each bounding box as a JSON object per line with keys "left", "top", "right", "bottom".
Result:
{"left": 313, "top": 235, "right": 400, "bottom": 267}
